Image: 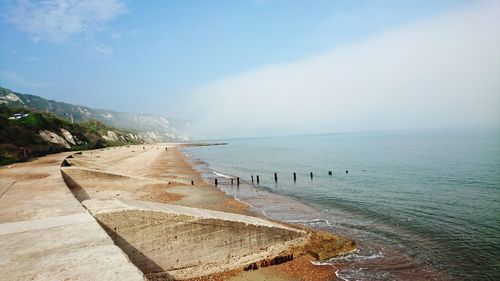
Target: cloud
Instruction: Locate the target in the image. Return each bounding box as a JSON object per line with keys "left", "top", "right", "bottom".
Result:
{"left": 93, "top": 43, "right": 114, "bottom": 55}
{"left": 7, "top": 0, "right": 127, "bottom": 42}
{"left": 182, "top": 1, "right": 500, "bottom": 139}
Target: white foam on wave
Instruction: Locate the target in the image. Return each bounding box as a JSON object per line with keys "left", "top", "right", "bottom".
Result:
{"left": 231, "top": 196, "right": 254, "bottom": 208}
{"left": 313, "top": 249, "right": 384, "bottom": 264}
{"left": 312, "top": 250, "right": 383, "bottom": 281}
{"left": 339, "top": 251, "right": 384, "bottom": 262}
{"left": 213, "top": 171, "right": 231, "bottom": 178}
{"left": 308, "top": 263, "right": 349, "bottom": 281}
{"left": 286, "top": 218, "right": 334, "bottom": 226}
{"left": 335, "top": 268, "right": 350, "bottom": 281}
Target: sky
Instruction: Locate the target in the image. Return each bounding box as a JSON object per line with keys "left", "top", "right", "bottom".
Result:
{"left": 0, "top": 0, "right": 499, "bottom": 138}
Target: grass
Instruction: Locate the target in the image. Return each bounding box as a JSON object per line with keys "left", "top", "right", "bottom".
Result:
{"left": 18, "top": 114, "right": 39, "bottom": 126}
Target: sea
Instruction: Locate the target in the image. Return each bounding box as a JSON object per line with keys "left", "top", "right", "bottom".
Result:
{"left": 183, "top": 128, "right": 500, "bottom": 281}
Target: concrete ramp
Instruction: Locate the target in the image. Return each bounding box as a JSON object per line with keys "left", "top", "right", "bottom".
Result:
{"left": 83, "top": 198, "right": 308, "bottom": 280}
{"left": 61, "top": 167, "right": 165, "bottom": 202}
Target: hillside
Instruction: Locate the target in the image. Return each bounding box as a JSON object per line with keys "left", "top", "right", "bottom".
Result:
{"left": 0, "top": 87, "right": 189, "bottom": 142}
{"left": 0, "top": 105, "right": 144, "bottom": 165}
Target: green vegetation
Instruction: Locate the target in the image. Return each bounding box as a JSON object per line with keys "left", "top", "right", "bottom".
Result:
{"left": 0, "top": 105, "right": 142, "bottom": 165}
{"left": 18, "top": 114, "right": 39, "bottom": 126}
{"left": 0, "top": 87, "right": 189, "bottom": 142}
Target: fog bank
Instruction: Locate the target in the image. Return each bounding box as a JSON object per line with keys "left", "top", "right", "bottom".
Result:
{"left": 183, "top": 1, "right": 500, "bottom": 139}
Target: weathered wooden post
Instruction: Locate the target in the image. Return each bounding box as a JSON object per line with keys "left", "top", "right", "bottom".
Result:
{"left": 237, "top": 177, "right": 240, "bottom": 185}
{"left": 251, "top": 175, "right": 254, "bottom": 183}
{"left": 310, "top": 172, "right": 313, "bottom": 179}
{"left": 293, "top": 172, "right": 296, "bottom": 182}
{"left": 191, "top": 180, "right": 194, "bottom": 185}
{"left": 256, "top": 175, "right": 260, "bottom": 184}
{"left": 274, "top": 173, "right": 278, "bottom": 182}
{"left": 328, "top": 171, "right": 332, "bottom": 175}
{"left": 231, "top": 178, "right": 234, "bottom": 185}
{"left": 215, "top": 178, "right": 218, "bottom": 186}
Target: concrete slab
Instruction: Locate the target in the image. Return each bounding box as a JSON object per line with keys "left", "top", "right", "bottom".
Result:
{"left": 0, "top": 153, "right": 145, "bottom": 281}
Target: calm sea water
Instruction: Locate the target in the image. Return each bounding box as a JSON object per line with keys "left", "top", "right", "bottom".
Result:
{"left": 184, "top": 128, "right": 500, "bottom": 280}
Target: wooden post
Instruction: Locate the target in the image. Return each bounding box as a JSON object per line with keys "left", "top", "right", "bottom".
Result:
{"left": 191, "top": 180, "right": 194, "bottom": 185}
{"left": 237, "top": 177, "right": 240, "bottom": 185}
{"left": 274, "top": 173, "right": 278, "bottom": 182}
{"left": 256, "top": 175, "right": 260, "bottom": 184}
{"left": 293, "top": 172, "right": 296, "bottom": 182}
{"left": 215, "top": 178, "right": 218, "bottom": 186}
{"left": 231, "top": 178, "right": 234, "bottom": 185}
{"left": 251, "top": 175, "right": 254, "bottom": 183}
{"left": 328, "top": 171, "right": 332, "bottom": 175}
{"left": 310, "top": 172, "right": 313, "bottom": 179}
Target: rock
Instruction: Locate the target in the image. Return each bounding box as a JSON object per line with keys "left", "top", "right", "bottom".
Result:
{"left": 102, "top": 131, "right": 119, "bottom": 142}
{"left": 39, "top": 130, "right": 71, "bottom": 149}
{"left": 60, "top": 128, "right": 76, "bottom": 145}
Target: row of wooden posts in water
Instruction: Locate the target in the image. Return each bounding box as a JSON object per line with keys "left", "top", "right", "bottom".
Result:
{"left": 206, "top": 170, "right": 349, "bottom": 186}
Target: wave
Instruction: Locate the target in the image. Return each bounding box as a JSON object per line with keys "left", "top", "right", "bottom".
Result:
{"left": 310, "top": 250, "right": 384, "bottom": 281}
{"left": 212, "top": 171, "right": 232, "bottom": 178}
{"left": 311, "top": 249, "right": 383, "bottom": 265}
{"left": 335, "top": 268, "right": 349, "bottom": 281}
{"left": 285, "top": 218, "right": 334, "bottom": 227}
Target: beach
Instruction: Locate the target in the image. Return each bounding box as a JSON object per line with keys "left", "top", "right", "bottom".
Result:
{"left": 0, "top": 144, "right": 356, "bottom": 280}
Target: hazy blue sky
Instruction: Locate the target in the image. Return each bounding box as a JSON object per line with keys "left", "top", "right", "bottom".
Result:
{"left": 1, "top": 0, "right": 499, "bottom": 138}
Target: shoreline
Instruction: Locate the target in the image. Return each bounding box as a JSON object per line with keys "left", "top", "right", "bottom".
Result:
{"left": 1, "top": 144, "right": 357, "bottom": 281}
{"left": 182, "top": 149, "right": 361, "bottom": 280}
{"left": 167, "top": 144, "right": 359, "bottom": 280}
{"left": 182, "top": 144, "right": 456, "bottom": 281}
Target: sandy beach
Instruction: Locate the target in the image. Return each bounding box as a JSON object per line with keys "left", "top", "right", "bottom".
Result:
{"left": 0, "top": 144, "right": 356, "bottom": 280}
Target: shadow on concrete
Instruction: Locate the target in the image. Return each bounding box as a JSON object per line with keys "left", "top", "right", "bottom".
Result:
{"left": 58, "top": 154, "right": 174, "bottom": 280}
{"left": 97, "top": 221, "right": 175, "bottom": 281}
{"left": 60, "top": 169, "right": 90, "bottom": 202}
